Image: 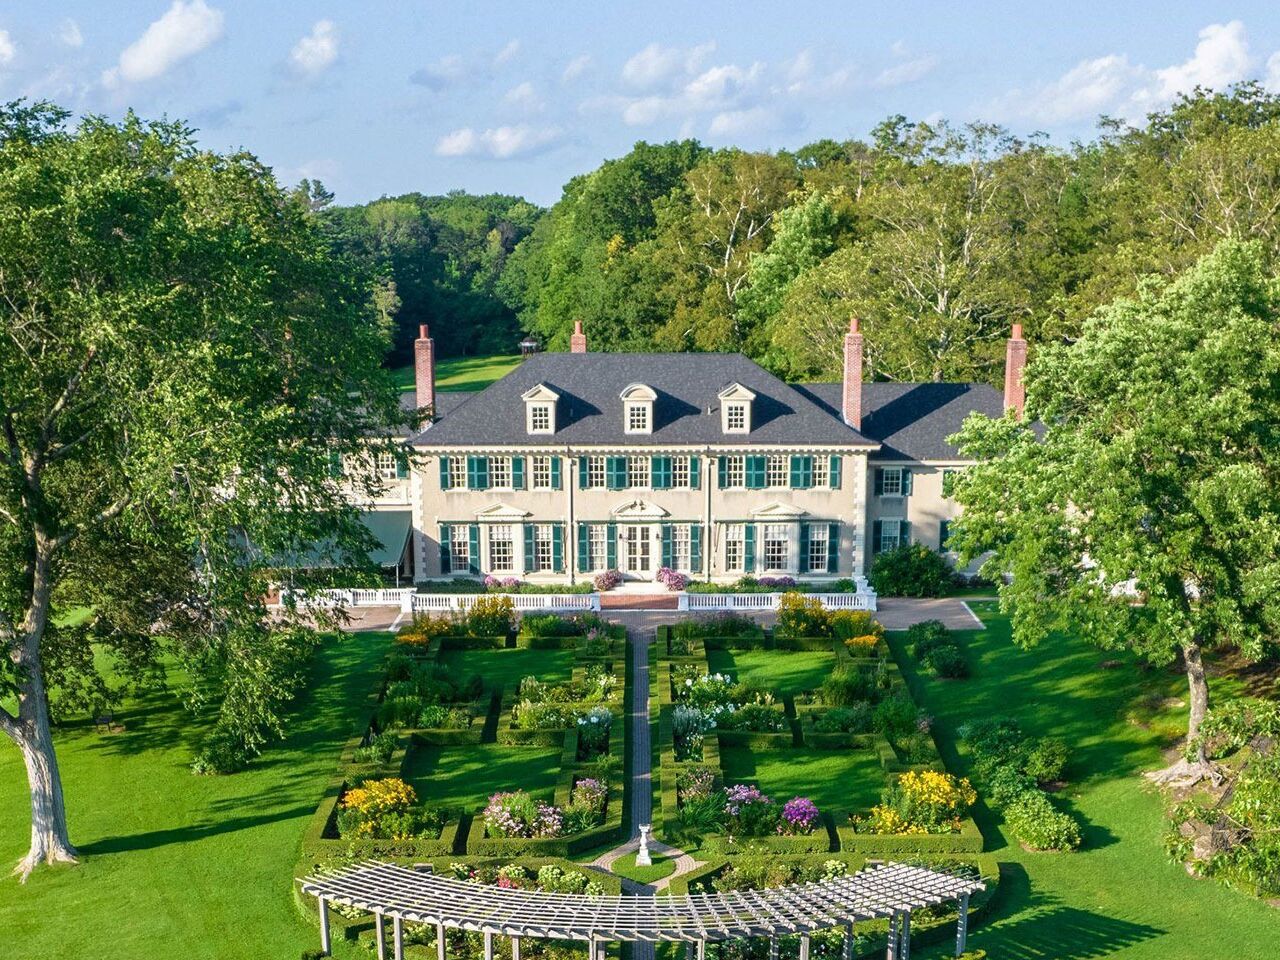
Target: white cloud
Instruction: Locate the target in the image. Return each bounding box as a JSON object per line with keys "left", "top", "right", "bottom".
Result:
{"left": 289, "top": 20, "right": 339, "bottom": 79}
{"left": 410, "top": 54, "right": 466, "bottom": 90}
{"left": 102, "top": 0, "right": 224, "bottom": 87}
{"left": 494, "top": 39, "right": 520, "bottom": 65}
{"left": 709, "top": 106, "right": 786, "bottom": 138}
{"left": 562, "top": 54, "right": 591, "bottom": 82}
{"left": 621, "top": 41, "right": 715, "bottom": 90}
{"left": 874, "top": 55, "right": 937, "bottom": 88}
{"left": 503, "top": 81, "right": 543, "bottom": 110}
{"left": 1000, "top": 54, "right": 1143, "bottom": 123}
{"left": 0, "top": 30, "right": 14, "bottom": 66}
{"left": 1146, "top": 20, "right": 1251, "bottom": 102}
{"left": 435, "top": 124, "right": 562, "bottom": 159}
{"left": 1267, "top": 51, "right": 1280, "bottom": 92}
{"left": 59, "top": 19, "right": 83, "bottom": 48}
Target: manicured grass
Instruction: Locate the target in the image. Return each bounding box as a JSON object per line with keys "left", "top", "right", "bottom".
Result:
{"left": 610, "top": 852, "right": 676, "bottom": 884}
{"left": 705, "top": 648, "right": 836, "bottom": 695}
{"left": 402, "top": 743, "right": 562, "bottom": 813}
{"left": 392, "top": 354, "right": 520, "bottom": 393}
{"left": 720, "top": 745, "right": 883, "bottom": 816}
{"left": 901, "top": 603, "right": 1280, "bottom": 959}
{"left": 437, "top": 646, "right": 575, "bottom": 697}
{"left": 0, "top": 632, "right": 392, "bottom": 960}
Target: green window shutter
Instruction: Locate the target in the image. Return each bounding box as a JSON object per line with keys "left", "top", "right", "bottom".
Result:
{"left": 512, "top": 456, "right": 526, "bottom": 490}
{"left": 743, "top": 524, "right": 756, "bottom": 573}
{"left": 660, "top": 523, "right": 673, "bottom": 568}
{"left": 652, "top": 456, "right": 672, "bottom": 490}
{"left": 439, "top": 523, "right": 452, "bottom": 575}
{"left": 552, "top": 524, "right": 564, "bottom": 573}
{"left": 690, "top": 524, "right": 702, "bottom": 573}
{"left": 578, "top": 456, "right": 589, "bottom": 489}
{"left": 439, "top": 456, "right": 450, "bottom": 490}
{"left": 902, "top": 469, "right": 913, "bottom": 496}
{"left": 901, "top": 520, "right": 912, "bottom": 544}
{"left": 690, "top": 456, "right": 701, "bottom": 489}
{"left": 871, "top": 520, "right": 882, "bottom": 557}
{"left": 523, "top": 524, "right": 536, "bottom": 573}
{"left": 395, "top": 452, "right": 409, "bottom": 479}
{"left": 802, "top": 456, "right": 814, "bottom": 488}
{"left": 468, "top": 456, "right": 490, "bottom": 490}
{"left": 828, "top": 522, "right": 840, "bottom": 574}
{"left": 790, "top": 455, "right": 804, "bottom": 489}
{"left": 468, "top": 524, "right": 481, "bottom": 574}
{"left": 746, "top": 455, "right": 766, "bottom": 490}
{"left": 605, "top": 456, "right": 624, "bottom": 490}
{"left": 873, "top": 467, "right": 884, "bottom": 496}
{"left": 578, "top": 523, "right": 591, "bottom": 572}
{"left": 550, "top": 457, "right": 562, "bottom": 490}
{"left": 606, "top": 523, "right": 618, "bottom": 569}
{"left": 799, "top": 523, "right": 811, "bottom": 572}
{"left": 939, "top": 519, "right": 950, "bottom": 550}
{"left": 717, "top": 456, "right": 728, "bottom": 488}
{"left": 328, "top": 449, "right": 344, "bottom": 478}
{"left": 829, "top": 455, "right": 841, "bottom": 490}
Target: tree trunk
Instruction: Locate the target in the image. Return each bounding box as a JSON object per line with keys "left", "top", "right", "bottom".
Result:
{"left": 1182, "top": 638, "right": 1210, "bottom": 762}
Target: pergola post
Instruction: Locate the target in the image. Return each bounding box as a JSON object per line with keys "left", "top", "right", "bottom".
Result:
{"left": 697, "top": 940, "right": 706, "bottom": 960}
{"left": 800, "top": 934, "right": 811, "bottom": 960}
{"left": 484, "top": 932, "right": 494, "bottom": 960}
{"left": 393, "top": 915, "right": 405, "bottom": 960}
{"left": 843, "top": 922, "right": 856, "bottom": 960}
{"left": 512, "top": 935, "right": 522, "bottom": 960}
{"left": 900, "top": 913, "right": 911, "bottom": 960}
{"left": 769, "top": 936, "right": 779, "bottom": 960}
{"left": 318, "top": 898, "right": 331, "bottom": 956}
{"left": 375, "top": 911, "right": 386, "bottom": 960}
{"left": 955, "top": 894, "right": 970, "bottom": 957}
{"left": 885, "top": 913, "right": 899, "bottom": 960}
{"left": 437, "top": 922, "right": 447, "bottom": 960}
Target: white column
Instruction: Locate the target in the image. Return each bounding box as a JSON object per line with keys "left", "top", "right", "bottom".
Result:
{"left": 394, "top": 916, "right": 405, "bottom": 960}
{"left": 318, "top": 898, "right": 331, "bottom": 956}
{"left": 843, "top": 922, "right": 856, "bottom": 960}
{"left": 484, "top": 932, "right": 494, "bottom": 960}
{"left": 512, "top": 936, "right": 522, "bottom": 960}
{"left": 955, "top": 894, "right": 969, "bottom": 957}
{"left": 901, "top": 913, "right": 911, "bottom": 960}
{"left": 375, "top": 912, "right": 386, "bottom": 960}
{"left": 437, "top": 922, "right": 447, "bottom": 960}
{"left": 769, "top": 936, "right": 779, "bottom": 960}
{"left": 800, "top": 935, "right": 811, "bottom": 960}
{"left": 787, "top": 522, "right": 801, "bottom": 575}
{"left": 697, "top": 940, "right": 706, "bottom": 960}
{"left": 885, "top": 913, "right": 899, "bottom": 960}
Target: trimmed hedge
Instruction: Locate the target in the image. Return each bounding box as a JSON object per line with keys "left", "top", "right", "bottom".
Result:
{"left": 835, "top": 816, "right": 985, "bottom": 855}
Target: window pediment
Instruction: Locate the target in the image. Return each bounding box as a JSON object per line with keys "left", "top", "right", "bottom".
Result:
{"left": 609, "top": 499, "right": 669, "bottom": 520}
{"left": 474, "top": 502, "right": 531, "bottom": 520}
{"left": 749, "top": 501, "right": 807, "bottom": 519}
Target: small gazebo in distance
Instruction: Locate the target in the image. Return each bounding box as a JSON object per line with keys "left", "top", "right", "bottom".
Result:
{"left": 519, "top": 335, "right": 541, "bottom": 358}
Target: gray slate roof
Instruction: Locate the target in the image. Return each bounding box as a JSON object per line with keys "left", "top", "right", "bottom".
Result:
{"left": 411, "top": 353, "right": 876, "bottom": 448}
{"left": 795, "top": 382, "right": 1003, "bottom": 461}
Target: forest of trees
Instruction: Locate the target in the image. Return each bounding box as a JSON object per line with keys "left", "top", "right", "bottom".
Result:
{"left": 324, "top": 83, "right": 1280, "bottom": 386}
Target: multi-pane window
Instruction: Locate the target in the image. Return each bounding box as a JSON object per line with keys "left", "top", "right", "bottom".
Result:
{"left": 878, "top": 519, "right": 903, "bottom": 552}
{"left": 450, "top": 526, "right": 470, "bottom": 570}
{"left": 376, "top": 451, "right": 398, "bottom": 480}
{"left": 807, "top": 525, "right": 829, "bottom": 573}
{"left": 766, "top": 455, "right": 787, "bottom": 488}
{"left": 671, "top": 455, "right": 691, "bottom": 488}
{"left": 670, "top": 525, "right": 692, "bottom": 570}
{"left": 726, "top": 403, "right": 747, "bottom": 431}
{"left": 448, "top": 457, "right": 467, "bottom": 489}
{"left": 489, "top": 456, "right": 512, "bottom": 489}
{"left": 628, "top": 456, "right": 650, "bottom": 488}
{"left": 627, "top": 404, "right": 650, "bottom": 432}
{"left": 880, "top": 467, "right": 904, "bottom": 496}
{"left": 724, "top": 524, "right": 745, "bottom": 572}
{"left": 489, "top": 524, "right": 514, "bottom": 572}
{"left": 587, "top": 456, "right": 606, "bottom": 489}
{"left": 812, "top": 457, "right": 829, "bottom": 488}
{"left": 588, "top": 524, "right": 608, "bottom": 571}
{"left": 723, "top": 456, "right": 744, "bottom": 489}
{"left": 530, "top": 404, "right": 552, "bottom": 432}
{"left": 534, "top": 524, "right": 555, "bottom": 572}
{"left": 531, "top": 456, "right": 553, "bottom": 490}
{"left": 763, "top": 524, "right": 789, "bottom": 572}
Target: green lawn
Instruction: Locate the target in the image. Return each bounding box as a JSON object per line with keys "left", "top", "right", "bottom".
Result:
{"left": 402, "top": 744, "right": 562, "bottom": 813}
{"left": 393, "top": 354, "right": 520, "bottom": 393}
{"left": 0, "top": 633, "right": 391, "bottom": 960}
{"left": 705, "top": 648, "right": 836, "bottom": 695}
{"left": 438, "top": 646, "right": 575, "bottom": 696}
{"left": 720, "top": 745, "right": 883, "bottom": 816}
{"left": 902, "top": 604, "right": 1280, "bottom": 959}
{"left": 610, "top": 851, "right": 676, "bottom": 884}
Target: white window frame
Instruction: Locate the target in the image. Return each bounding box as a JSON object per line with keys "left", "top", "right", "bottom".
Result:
{"left": 587, "top": 456, "right": 606, "bottom": 489}
{"left": 763, "top": 523, "right": 789, "bottom": 573}
{"left": 766, "top": 455, "right": 787, "bottom": 489}
{"left": 588, "top": 524, "right": 608, "bottom": 571}
{"left": 528, "top": 403, "right": 553, "bottom": 434}
{"left": 489, "top": 456, "right": 512, "bottom": 490}
{"left": 450, "top": 526, "right": 470, "bottom": 570}
{"left": 670, "top": 524, "right": 692, "bottom": 571}
{"left": 671, "top": 455, "right": 690, "bottom": 489}
{"left": 724, "top": 402, "right": 748, "bottom": 433}
{"left": 534, "top": 523, "right": 554, "bottom": 573}
{"left": 625, "top": 401, "right": 652, "bottom": 435}
{"left": 724, "top": 455, "right": 745, "bottom": 489}
{"left": 812, "top": 457, "right": 829, "bottom": 488}
{"left": 627, "top": 455, "right": 650, "bottom": 489}
{"left": 880, "top": 467, "right": 904, "bottom": 496}
{"left": 488, "top": 524, "right": 514, "bottom": 573}
{"left": 808, "top": 525, "right": 829, "bottom": 573}
{"left": 448, "top": 457, "right": 467, "bottom": 490}
{"left": 531, "top": 455, "right": 553, "bottom": 490}
{"left": 724, "top": 524, "right": 745, "bottom": 572}
{"left": 376, "top": 451, "right": 398, "bottom": 481}
{"left": 879, "top": 518, "right": 904, "bottom": 553}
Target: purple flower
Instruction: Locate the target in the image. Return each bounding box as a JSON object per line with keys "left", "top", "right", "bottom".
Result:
{"left": 781, "top": 796, "right": 820, "bottom": 834}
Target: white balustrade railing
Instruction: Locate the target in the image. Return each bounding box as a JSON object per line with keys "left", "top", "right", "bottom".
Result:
{"left": 678, "top": 586, "right": 877, "bottom": 612}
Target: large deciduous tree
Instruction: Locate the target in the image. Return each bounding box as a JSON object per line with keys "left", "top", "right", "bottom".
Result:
{"left": 947, "top": 240, "right": 1280, "bottom": 783}
{"left": 0, "top": 104, "right": 407, "bottom": 878}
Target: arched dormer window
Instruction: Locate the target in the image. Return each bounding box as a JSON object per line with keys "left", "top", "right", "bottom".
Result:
{"left": 718, "top": 382, "right": 756, "bottom": 434}
{"left": 522, "top": 383, "right": 560, "bottom": 435}
{"left": 620, "top": 383, "right": 657, "bottom": 435}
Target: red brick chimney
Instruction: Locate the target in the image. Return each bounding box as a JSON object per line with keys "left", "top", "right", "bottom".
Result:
{"left": 1004, "top": 323, "right": 1027, "bottom": 419}
{"left": 570, "top": 319, "right": 587, "bottom": 353}
{"left": 415, "top": 323, "right": 435, "bottom": 416}
{"left": 842, "top": 317, "right": 863, "bottom": 430}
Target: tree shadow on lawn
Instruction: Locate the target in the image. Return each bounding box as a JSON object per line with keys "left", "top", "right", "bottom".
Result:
{"left": 78, "top": 804, "right": 316, "bottom": 856}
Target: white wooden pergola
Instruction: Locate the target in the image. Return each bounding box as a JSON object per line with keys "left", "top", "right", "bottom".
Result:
{"left": 299, "top": 861, "right": 982, "bottom": 960}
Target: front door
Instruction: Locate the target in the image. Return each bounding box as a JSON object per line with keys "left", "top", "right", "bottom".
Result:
{"left": 621, "top": 524, "right": 653, "bottom": 579}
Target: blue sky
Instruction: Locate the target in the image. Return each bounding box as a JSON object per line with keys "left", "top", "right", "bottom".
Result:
{"left": 3, "top": 2, "right": 1280, "bottom": 205}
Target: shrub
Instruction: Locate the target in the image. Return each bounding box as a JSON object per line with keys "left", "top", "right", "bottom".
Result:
{"left": 353, "top": 732, "right": 398, "bottom": 765}
{"left": 564, "top": 778, "right": 608, "bottom": 833}
{"left": 1025, "top": 738, "right": 1070, "bottom": 783}
{"left": 813, "top": 703, "right": 873, "bottom": 733}
{"left": 1005, "top": 792, "right": 1082, "bottom": 851}
{"left": 466, "top": 595, "right": 515, "bottom": 637}
{"left": 337, "top": 778, "right": 444, "bottom": 840}
{"left": 843, "top": 634, "right": 882, "bottom": 656}
{"left": 674, "top": 614, "right": 759, "bottom": 641}
{"left": 678, "top": 792, "right": 725, "bottom": 831}
{"left": 830, "top": 610, "right": 884, "bottom": 643}
{"left": 781, "top": 797, "right": 821, "bottom": 835}
{"left": 482, "top": 790, "right": 563, "bottom": 838}
{"left": 774, "top": 592, "right": 830, "bottom": 638}
{"left": 821, "top": 663, "right": 887, "bottom": 706}
{"left": 718, "top": 702, "right": 787, "bottom": 732}
{"left": 723, "top": 785, "right": 781, "bottom": 837}
{"left": 192, "top": 730, "right": 252, "bottom": 775}
{"left": 676, "top": 766, "right": 717, "bottom": 803}
{"left": 672, "top": 705, "right": 709, "bottom": 761}
{"left": 593, "top": 569, "right": 622, "bottom": 591}
{"left": 873, "top": 694, "right": 921, "bottom": 741}
{"left": 579, "top": 627, "right": 614, "bottom": 657}
{"left": 906, "top": 620, "right": 952, "bottom": 659}
{"left": 869, "top": 543, "right": 952, "bottom": 598}
{"left": 657, "top": 566, "right": 689, "bottom": 591}
{"left": 675, "top": 670, "right": 738, "bottom": 710}
{"left": 927, "top": 644, "right": 969, "bottom": 678}
{"left": 418, "top": 704, "right": 472, "bottom": 729}
{"left": 857, "top": 771, "right": 976, "bottom": 835}
{"left": 395, "top": 613, "right": 459, "bottom": 646}
{"left": 514, "top": 701, "right": 577, "bottom": 730}
{"left": 576, "top": 707, "right": 613, "bottom": 758}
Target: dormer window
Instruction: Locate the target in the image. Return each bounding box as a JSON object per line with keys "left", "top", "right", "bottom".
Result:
{"left": 620, "top": 383, "right": 657, "bottom": 435}
{"left": 522, "top": 383, "right": 560, "bottom": 435}
{"left": 718, "top": 382, "right": 756, "bottom": 434}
